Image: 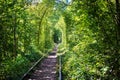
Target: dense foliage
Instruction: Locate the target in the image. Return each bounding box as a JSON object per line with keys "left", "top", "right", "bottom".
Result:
{"left": 62, "top": 0, "right": 120, "bottom": 80}
{"left": 0, "top": 0, "right": 120, "bottom": 80}
{"left": 0, "top": 0, "right": 56, "bottom": 79}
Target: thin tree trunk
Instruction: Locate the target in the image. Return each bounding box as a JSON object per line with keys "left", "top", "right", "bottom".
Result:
{"left": 116, "top": 0, "right": 120, "bottom": 41}
{"left": 38, "top": 8, "right": 48, "bottom": 45}
{"left": 116, "top": 0, "right": 120, "bottom": 77}
{"left": 13, "top": 12, "right": 17, "bottom": 57}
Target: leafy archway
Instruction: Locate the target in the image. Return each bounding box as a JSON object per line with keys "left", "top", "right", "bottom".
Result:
{"left": 53, "top": 28, "right": 62, "bottom": 44}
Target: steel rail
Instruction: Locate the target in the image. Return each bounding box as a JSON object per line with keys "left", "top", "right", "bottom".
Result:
{"left": 20, "top": 56, "right": 44, "bottom": 80}
{"left": 59, "top": 55, "right": 62, "bottom": 80}
{"left": 20, "top": 45, "right": 58, "bottom": 80}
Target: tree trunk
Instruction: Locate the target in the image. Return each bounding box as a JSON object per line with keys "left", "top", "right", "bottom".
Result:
{"left": 38, "top": 8, "right": 48, "bottom": 45}
{"left": 116, "top": 0, "right": 120, "bottom": 41}
{"left": 13, "top": 12, "right": 17, "bottom": 57}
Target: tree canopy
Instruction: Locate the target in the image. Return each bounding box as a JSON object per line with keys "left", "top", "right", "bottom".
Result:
{"left": 0, "top": 0, "right": 120, "bottom": 79}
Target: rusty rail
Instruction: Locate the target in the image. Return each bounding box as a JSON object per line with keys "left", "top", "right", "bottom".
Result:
{"left": 59, "top": 55, "right": 62, "bottom": 80}
{"left": 20, "top": 56, "right": 44, "bottom": 80}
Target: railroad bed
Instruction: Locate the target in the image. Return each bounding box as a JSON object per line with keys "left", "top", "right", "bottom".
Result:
{"left": 22, "top": 47, "right": 58, "bottom": 80}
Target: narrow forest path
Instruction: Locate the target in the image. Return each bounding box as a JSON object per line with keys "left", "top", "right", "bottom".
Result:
{"left": 23, "top": 45, "right": 58, "bottom": 80}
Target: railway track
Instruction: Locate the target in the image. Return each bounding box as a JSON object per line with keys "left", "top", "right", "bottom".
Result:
{"left": 21, "top": 45, "right": 59, "bottom": 80}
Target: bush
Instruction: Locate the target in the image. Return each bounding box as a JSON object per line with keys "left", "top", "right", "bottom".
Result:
{"left": 0, "top": 52, "right": 42, "bottom": 80}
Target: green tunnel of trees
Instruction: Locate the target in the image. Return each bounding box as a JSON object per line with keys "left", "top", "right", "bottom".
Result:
{"left": 53, "top": 29, "right": 62, "bottom": 44}
{"left": 0, "top": 0, "right": 120, "bottom": 80}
